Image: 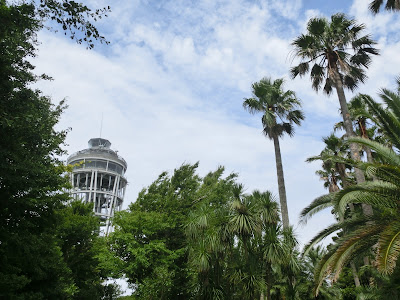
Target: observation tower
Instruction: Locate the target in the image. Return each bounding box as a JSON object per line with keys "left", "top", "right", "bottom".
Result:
{"left": 67, "top": 138, "right": 127, "bottom": 234}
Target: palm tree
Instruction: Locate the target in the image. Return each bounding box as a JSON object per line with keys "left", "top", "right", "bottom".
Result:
{"left": 187, "top": 185, "right": 300, "bottom": 300}
{"left": 244, "top": 190, "right": 298, "bottom": 300}
{"left": 310, "top": 134, "right": 354, "bottom": 188}
{"left": 291, "top": 13, "right": 379, "bottom": 197}
{"left": 345, "top": 94, "right": 377, "bottom": 165}
{"left": 301, "top": 77, "right": 400, "bottom": 295}
{"left": 369, "top": 0, "right": 400, "bottom": 13}
{"left": 304, "top": 133, "right": 368, "bottom": 289}
{"left": 243, "top": 77, "right": 304, "bottom": 228}
{"left": 306, "top": 138, "right": 400, "bottom": 294}
{"left": 362, "top": 76, "right": 400, "bottom": 151}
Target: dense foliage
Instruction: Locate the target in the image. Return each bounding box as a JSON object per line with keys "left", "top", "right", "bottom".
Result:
{"left": 0, "top": 0, "right": 114, "bottom": 299}
{"left": 111, "top": 164, "right": 318, "bottom": 300}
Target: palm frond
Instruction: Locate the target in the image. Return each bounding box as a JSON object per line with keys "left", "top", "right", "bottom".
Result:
{"left": 347, "top": 137, "right": 400, "bottom": 165}
{"left": 362, "top": 94, "right": 400, "bottom": 150}
{"left": 369, "top": 0, "right": 384, "bottom": 13}
{"left": 302, "top": 223, "right": 343, "bottom": 257}
{"left": 313, "top": 224, "right": 379, "bottom": 295}
{"left": 243, "top": 97, "right": 265, "bottom": 114}
{"left": 334, "top": 180, "right": 398, "bottom": 216}
{"left": 299, "top": 193, "right": 335, "bottom": 225}
{"left": 377, "top": 222, "right": 400, "bottom": 274}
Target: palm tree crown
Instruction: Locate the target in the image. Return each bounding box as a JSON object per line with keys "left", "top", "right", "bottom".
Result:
{"left": 243, "top": 77, "right": 304, "bottom": 139}
{"left": 291, "top": 13, "right": 379, "bottom": 94}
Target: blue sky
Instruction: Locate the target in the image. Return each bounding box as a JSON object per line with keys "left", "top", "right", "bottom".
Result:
{"left": 35, "top": 0, "right": 400, "bottom": 249}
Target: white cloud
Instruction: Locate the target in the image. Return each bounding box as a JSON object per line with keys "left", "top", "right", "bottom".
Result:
{"left": 269, "top": 0, "right": 303, "bottom": 20}
{"left": 33, "top": 0, "right": 400, "bottom": 252}
{"left": 350, "top": 0, "right": 400, "bottom": 36}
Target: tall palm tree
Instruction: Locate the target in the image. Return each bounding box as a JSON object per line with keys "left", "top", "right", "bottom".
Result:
{"left": 291, "top": 13, "right": 379, "bottom": 199}
{"left": 243, "top": 77, "right": 304, "bottom": 228}
{"left": 369, "top": 0, "right": 400, "bottom": 13}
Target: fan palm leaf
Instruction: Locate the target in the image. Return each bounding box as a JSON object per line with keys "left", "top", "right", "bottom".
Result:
{"left": 369, "top": 0, "right": 400, "bottom": 13}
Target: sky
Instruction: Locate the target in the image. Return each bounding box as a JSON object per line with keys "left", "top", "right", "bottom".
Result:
{"left": 33, "top": 0, "right": 400, "bottom": 248}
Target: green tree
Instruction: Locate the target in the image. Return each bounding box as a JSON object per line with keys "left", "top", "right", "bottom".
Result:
{"left": 185, "top": 168, "right": 239, "bottom": 300}
{"left": 23, "top": 0, "right": 109, "bottom": 48}
{"left": 0, "top": 3, "right": 75, "bottom": 298}
{"left": 110, "top": 163, "right": 206, "bottom": 299}
{"left": 307, "top": 133, "right": 353, "bottom": 190}
{"left": 291, "top": 13, "right": 379, "bottom": 201}
{"left": 334, "top": 94, "right": 380, "bottom": 167}
{"left": 243, "top": 77, "right": 304, "bottom": 228}
{"left": 0, "top": 1, "right": 110, "bottom": 298}
{"left": 187, "top": 185, "right": 300, "bottom": 300}
{"left": 308, "top": 138, "right": 400, "bottom": 290}
{"left": 296, "top": 246, "right": 341, "bottom": 299}
{"left": 56, "top": 201, "right": 112, "bottom": 299}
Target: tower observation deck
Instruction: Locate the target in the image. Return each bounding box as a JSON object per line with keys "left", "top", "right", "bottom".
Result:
{"left": 67, "top": 138, "right": 127, "bottom": 234}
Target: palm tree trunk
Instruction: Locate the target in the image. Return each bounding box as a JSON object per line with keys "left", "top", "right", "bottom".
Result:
{"left": 331, "top": 68, "right": 373, "bottom": 216}
{"left": 364, "top": 146, "right": 374, "bottom": 164}
{"left": 359, "top": 119, "right": 378, "bottom": 181}
{"left": 350, "top": 261, "right": 361, "bottom": 287}
{"left": 332, "top": 69, "right": 373, "bottom": 290}
{"left": 336, "top": 162, "right": 350, "bottom": 188}
{"left": 272, "top": 134, "right": 289, "bottom": 228}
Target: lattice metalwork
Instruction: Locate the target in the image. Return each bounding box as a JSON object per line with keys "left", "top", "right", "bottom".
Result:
{"left": 67, "top": 138, "right": 128, "bottom": 235}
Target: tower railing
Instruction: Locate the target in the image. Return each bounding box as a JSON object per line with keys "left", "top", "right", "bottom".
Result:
{"left": 67, "top": 138, "right": 128, "bottom": 235}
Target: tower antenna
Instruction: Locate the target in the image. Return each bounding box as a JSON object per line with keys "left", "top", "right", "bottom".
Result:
{"left": 100, "top": 113, "right": 104, "bottom": 138}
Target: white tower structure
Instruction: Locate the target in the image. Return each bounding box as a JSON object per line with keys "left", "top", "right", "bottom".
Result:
{"left": 67, "top": 138, "right": 127, "bottom": 234}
